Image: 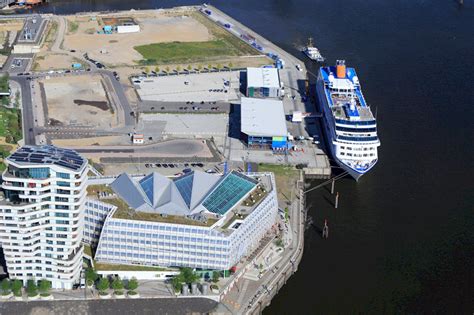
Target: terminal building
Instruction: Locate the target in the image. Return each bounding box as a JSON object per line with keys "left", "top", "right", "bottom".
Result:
{"left": 246, "top": 67, "right": 282, "bottom": 98}
{"left": 240, "top": 97, "right": 288, "bottom": 150}
{"left": 85, "top": 170, "right": 278, "bottom": 272}
{"left": 0, "top": 146, "right": 88, "bottom": 289}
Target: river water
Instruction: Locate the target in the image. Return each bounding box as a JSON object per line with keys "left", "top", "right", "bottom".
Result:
{"left": 29, "top": 0, "right": 474, "bottom": 313}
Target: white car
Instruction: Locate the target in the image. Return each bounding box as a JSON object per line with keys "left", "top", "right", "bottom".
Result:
{"left": 295, "top": 64, "right": 303, "bottom": 71}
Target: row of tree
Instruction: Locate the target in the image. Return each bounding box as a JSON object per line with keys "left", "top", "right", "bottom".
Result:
{"left": 1, "top": 278, "right": 51, "bottom": 297}
{"left": 96, "top": 276, "right": 138, "bottom": 296}
{"left": 143, "top": 62, "right": 234, "bottom": 75}
{"left": 170, "top": 268, "right": 220, "bottom": 292}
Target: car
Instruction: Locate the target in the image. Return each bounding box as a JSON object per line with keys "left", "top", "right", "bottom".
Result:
{"left": 174, "top": 172, "right": 184, "bottom": 176}
{"left": 295, "top": 64, "right": 303, "bottom": 71}
{"left": 70, "top": 49, "right": 76, "bottom": 53}
{"left": 168, "top": 164, "right": 175, "bottom": 168}
{"left": 145, "top": 163, "right": 150, "bottom": 168}
{"left": 296, "top": 135, "right": 305, "bottom": 141}
{"left": 184, "top": 163, "right": 189, "bottom": 167}
{"left": 183, "top": 168, "right": 192, "bottom": 173}
{"left": 196, "top": 163, "right": 204, "bottom": 167}
{"left": 65, "top": 70, "right": 71, "bottom": 73}
{"left": 163, "top": 164, "right": 169, "bottom": 168}
{"left": 206, "top": 169, "right": 217, "bottom": 174}
{"left": 179, "top": 107, "right": 184, "bottom": 110}
{"left": 155, "top": 163, "right": 162, "bottom": 167}
{"left": 133, "top": 80, "right": 141, "bottom": 84}
{"left": 29, "top": 128, "right": 33, "bottom": 132}
{"left": 224, "top": 23, "right": 231, "bottom": 29}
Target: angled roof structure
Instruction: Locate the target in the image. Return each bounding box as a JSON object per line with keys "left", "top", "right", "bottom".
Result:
{"left": 7, "top": 145, "right": 86, "bottom": 171}
{"left": 110, "top": 171, "right": 255, "bottom": 217}
{"left": 240, "top": 97, "right": 288, "bottom": 137}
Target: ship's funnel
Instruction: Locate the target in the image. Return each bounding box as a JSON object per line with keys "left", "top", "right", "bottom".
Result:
{"left": 336, "top": 60, "right": 346, "bottom": 79}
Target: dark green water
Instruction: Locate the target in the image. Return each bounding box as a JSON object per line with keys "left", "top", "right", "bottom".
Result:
{"left": 31, "top": 0, "right": 474, "bottom": 313}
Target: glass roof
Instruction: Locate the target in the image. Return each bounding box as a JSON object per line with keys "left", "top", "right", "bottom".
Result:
{"left": 202, "top": 172, "right": 256, "bottom": 215}
{"left": 139, "top": 174, "right": 154, "bottom": 204}
{"left": 174, "top": 173, "right": 194, "bottom": 208}
{"left": 8, "top": 145, "right": 85, "bottom": 171}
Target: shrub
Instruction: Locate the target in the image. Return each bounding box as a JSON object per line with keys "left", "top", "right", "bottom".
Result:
{"left": 26, "top": 280, "right": 38, "bottom": 297}
{"left": 127, "top": 277, "right": 138, "bottom": 291}
{"left": 171, "top": 277, "right": 182, "bottom": 293}
{"left": 111, "top": 276, "right": 124, "bottom": 291}
{"left": 1, "top": 278, "right": 10, "bottom": 294}
{"left": 86, "top": 279, "right": 94, "bottom": 287}
{"left": 85, "top": 268, "right": 98, "bottom": 283}
{"left": 96, "top": 277, "right": 109, "bottom": 293}
{"left": 114, "top": 290, "right": 124, "bottom": 295}
{"left": 127, "top": 290, "right": 137, "bottom": 295}
{"left": 212, "top": 271, "right": 220, "bottom": 283}
{"left": 38, "top": 279, "right": 51, "bottom": 296}
{"left": 11, "top": 279, "right": 22, "bottom": 296}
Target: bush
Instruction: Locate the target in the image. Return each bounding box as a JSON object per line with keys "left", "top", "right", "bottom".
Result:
{"left": 99, "top": 291, "right": 109, "bottom": 296}
{"left": 212, "top": 271, "right": 220, "bottom": 283}
{"left": 12, "top": 279, "right": 22, "bottom": 296}
{"left": 127, "top": 290, "right": 137, "bottom": 296}
{"left": 111, "top": 277, "right": 124, "bottom": 291}
{"left": 127, "top": 277, "right": 138, "bottom": 291}
{"left": 114, "top": 290, "right": 124, "bottom": 295}
{"left": 26, "top": 280, "right": 38, "bottom": 297}
{"left": 86, "top": 279, "right": 94, "bottom": 287}
{"left": 96, "top": 277, "right": 109, "bottom": 293}
{"left": 170, "top": 277, "right": 182, "bottom": 293}
{"left": 1, "top": 278, "right": 10, "bottom": 294}
{"left": 38, "top": 279, "right": 51, "bottom": 295}
{"left": 85, "top": 268, "right": 98, "bottom": 283}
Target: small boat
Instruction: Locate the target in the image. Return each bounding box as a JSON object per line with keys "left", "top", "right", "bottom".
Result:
{"left": 302, "top": 37, "right": 325, "bottom": 62}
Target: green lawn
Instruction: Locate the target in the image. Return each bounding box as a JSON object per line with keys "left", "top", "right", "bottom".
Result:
{"left": 135, "top": 40, "right": 237, "bottom": 64}
{"left": 257, "top": 163, "right": 299, "bottom": 205}
{"left": 0, "top": 74, "right": 8, "bottom": 93}
{"left": 0, "top": 107, "right": 22, "bottom": 144}
{"left": 94, "top": 262, "right": 169, "bottom": 272}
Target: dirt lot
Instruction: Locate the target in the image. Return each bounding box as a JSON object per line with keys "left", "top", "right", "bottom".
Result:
{"left": 40, "top": 75, "right": 116, "bottom": 128}
{"left": 0, "top": 20, "right": 23, "bottom": 32}
{"left": 63, "top": 13, "right": 210, "bottom": 66}
{"left": 33, "top": 53, "right": 78, "bottom": 71}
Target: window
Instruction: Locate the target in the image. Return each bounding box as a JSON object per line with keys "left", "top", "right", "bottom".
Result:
{"left": 57, "top": 172, "right": 70, "bottom": 179}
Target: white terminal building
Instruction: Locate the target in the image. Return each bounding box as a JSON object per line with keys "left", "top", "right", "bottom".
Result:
{"left": 246, "top": 67, "right": 282, "bottom": 98}
{"left": 85, "top": 170, "right": 279, "bottom": 272}
{"left": 0, "top": 146, "right": 88, "bottom": 289}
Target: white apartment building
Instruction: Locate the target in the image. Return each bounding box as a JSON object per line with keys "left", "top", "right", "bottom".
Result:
{"left": 0, "top": 146, "right": 88, "bottom": 289}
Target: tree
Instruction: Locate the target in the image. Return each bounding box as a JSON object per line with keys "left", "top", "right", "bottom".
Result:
{"left": 96, "top": 277, "right": 109, "bottom": 293}
{"left": 85, "top": 268, "right": 98, "bottom": 283}
{"left": 197, "top": 64, "right": 203, "bottom": 73}
{"left": 38, "top": 279, "right": 51, "bottom": 296}
{"left": 165, "top": 66, "right": 170, "bottom": 75}
{"left": 216, "top": 63, "right": 222, "bottom": 72}
{"left": 208, "top": 64, "right": 213, "bottom": 71}
{"left": 111, "top": 276, "right": 124, "bottom": 292}
{"left": 176, "top": 65, "right": 182, "bottom": 73}
{"left": 228, "top": 62, "right": 233, "bottom": 69}
{"left": 171, "top": 276, "right": 182, "bottom": 293}
{"left": 187, "top": 64, "right": 192, "bottom": 72}
{"left": 26, "top": 279, "right": 38, "bottom": 297}
{"left": 127, "top": 277, "right": 138, "bottom": 291}
{"left": 11, "top": 279, "right": 22, "bottom": 296}
{"left": 154, "top": 66, "right": 160, "bottom": 73}
{"left": 212, "top": 271, "right": 220, "bottom": 283}
{"left": 144, "top": 66, "right": 150, "bottom": 74}
{"left": 1, "top": 278, "right": 10, "bottom": 294}
{"left": 181, "top": 267, "right": 199, "bottom": 284}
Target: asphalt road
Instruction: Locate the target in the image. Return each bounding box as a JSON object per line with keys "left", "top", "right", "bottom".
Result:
{"left": 0, "top": 297, "right": 218, "bottom": 315}
{"left": 10, "top": 76, "right": 35, "bottom": 145}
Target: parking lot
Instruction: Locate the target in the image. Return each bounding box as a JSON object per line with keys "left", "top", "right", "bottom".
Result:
{"left": 134, "top": 71, "right": 241, "bottom": 102}
{"left": 139, "top": 113, "right": 228, "bottom": 137}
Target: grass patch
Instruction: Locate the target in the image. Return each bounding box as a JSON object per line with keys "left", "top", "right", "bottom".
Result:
{"left": 95, "top": 262, "right": 168, "bottom": 272}
{"left": 44, "top": 20, "right": 58, "bottom": 48}
{"left": 257, "top": 163, "right": 299, "bottom": 205}
{"left": 87, "top": 184, "right": 114, "bottom": 196}
{"left": 0, "top": 107, "right": 22, "bottom": 144}
{"left": 135, "top": 40, "right": 235, "bottom": 64}
{"left": 68, "top": 20, "right": 79, "bottom": 34}
{"left": 83, "top": 243, "right": 94, "bottom": 257}
{"left": 0, "top": 73, "right": 8, "bottom": 93}
{"left": 109, "top": 197, "right": 218, "bottom": 227}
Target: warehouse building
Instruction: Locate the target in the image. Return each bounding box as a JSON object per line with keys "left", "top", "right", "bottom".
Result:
{"left": 240, "top": 97, "right": 288, "bottom": 150}
{"left": 246, "top": 67, "right": 282, "bottom": 98}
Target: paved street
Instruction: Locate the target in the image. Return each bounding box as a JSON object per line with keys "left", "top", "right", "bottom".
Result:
{"left": 0, "top": 297, "right": 218, "bottom": 315}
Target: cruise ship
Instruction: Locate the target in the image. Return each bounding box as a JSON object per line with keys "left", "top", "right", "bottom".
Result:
{"left": 317, "top": 60, "right": 380, "bottom": 180}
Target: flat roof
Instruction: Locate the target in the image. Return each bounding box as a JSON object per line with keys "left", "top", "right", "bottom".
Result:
{"left": 240, "top": 97, "right": 288, "bottom": 137}
{"left": 247, "top": 67, "right": 280, "bottom": 88}
{"left": 7, "top": 145, "right": 86, "bottom": 172}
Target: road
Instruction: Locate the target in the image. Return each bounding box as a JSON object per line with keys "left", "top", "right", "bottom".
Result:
{"left": 0, "top": 297, "right": 218, "bottom": 315}
{"left": 10, "top": 76, "right": 35, "bottom": 145}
